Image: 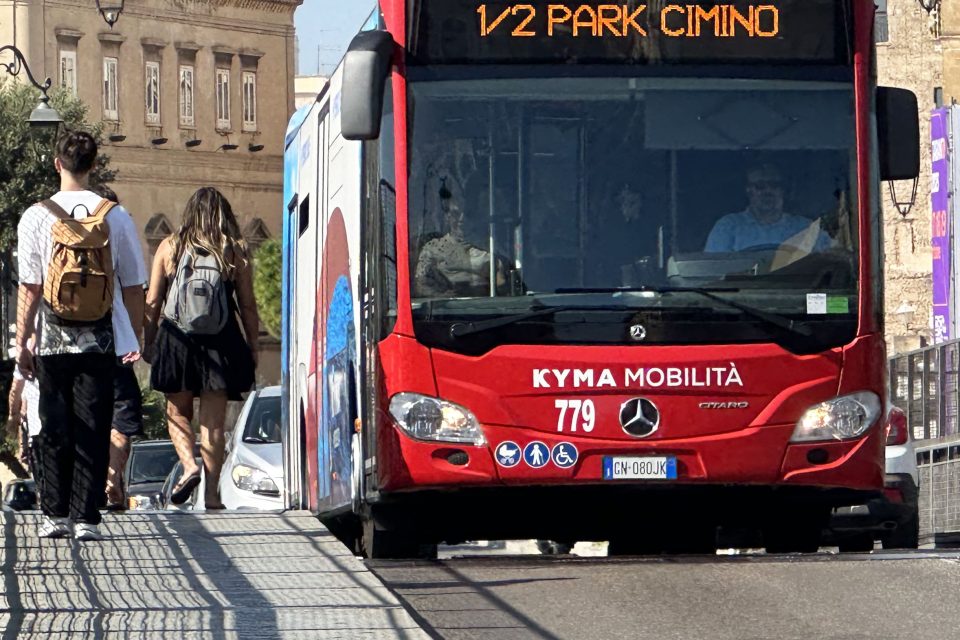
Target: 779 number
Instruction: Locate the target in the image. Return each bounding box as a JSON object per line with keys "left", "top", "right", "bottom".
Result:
{"left": 555, "top": 399, "right": 596, "bottom": 432}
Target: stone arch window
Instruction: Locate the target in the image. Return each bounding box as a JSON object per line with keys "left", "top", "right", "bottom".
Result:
{"left": 145, "top": 213, "right": 174, "bottom": 253}
{"left": 243, "top": 218, "right": 271, "bottom": 252}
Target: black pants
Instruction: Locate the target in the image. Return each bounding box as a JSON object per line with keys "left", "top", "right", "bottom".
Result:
{"left": 36, "top": 353, "right": 115, "bottom": 525}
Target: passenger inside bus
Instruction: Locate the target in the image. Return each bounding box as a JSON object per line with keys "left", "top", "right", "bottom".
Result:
{"left": 704, "top": 163, "right": 833, "bottom": 254}
{"left": 413, "top": 179, "right": 506, "bottom": 298}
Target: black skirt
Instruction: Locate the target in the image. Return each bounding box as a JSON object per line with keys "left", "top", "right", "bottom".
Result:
{"left": 150, "top": 313, "right": 255, "bottom": 401}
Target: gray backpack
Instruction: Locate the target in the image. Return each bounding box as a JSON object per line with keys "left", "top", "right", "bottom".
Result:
{"left": 163, "top": 249, "right": 229, "bottom": 335}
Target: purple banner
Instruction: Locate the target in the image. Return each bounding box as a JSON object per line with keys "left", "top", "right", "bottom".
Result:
{"left": 931, "top": 108, "right": 951, "bottom": 343}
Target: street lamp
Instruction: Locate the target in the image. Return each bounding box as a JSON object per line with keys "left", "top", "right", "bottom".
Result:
{"left": 96, "top": 0, "right": 125, "bottom": 28}
{"left": 0, "top": 45, "right": 63, "bottom": 128}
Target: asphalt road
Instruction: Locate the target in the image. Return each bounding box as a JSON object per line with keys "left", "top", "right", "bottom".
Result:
{"left": 367, "top": 548, "right": 960, "bottom": 640}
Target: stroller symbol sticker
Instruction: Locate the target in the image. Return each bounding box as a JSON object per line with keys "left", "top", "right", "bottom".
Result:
{"left": 495, "top": 441, "right": 521, "bottom": 468}
{"left": 551, "top": 443, "right": 578, "bottom": 469}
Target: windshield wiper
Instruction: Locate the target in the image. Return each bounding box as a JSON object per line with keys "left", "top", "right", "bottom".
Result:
{"left": 243, "top": 436, "right": 270, "bottom": 444}
{"left": 556, "top": 286, "right": 812, "bottom": 337}
{"left": 450, "top": 304, "right": 630, "bottom": 338}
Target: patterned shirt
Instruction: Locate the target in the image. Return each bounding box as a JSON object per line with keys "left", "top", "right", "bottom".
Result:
{"left": 705, "top": 210, "right": 832, "bottom": 253}
{"left": 414, "top": 234, "right": 494, "bottom": 297}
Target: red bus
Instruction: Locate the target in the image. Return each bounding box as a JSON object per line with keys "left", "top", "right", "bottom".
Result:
{"left": 282, "top": 0, "right": 920, "bottom": 557}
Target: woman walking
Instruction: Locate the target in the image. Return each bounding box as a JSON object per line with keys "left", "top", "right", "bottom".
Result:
{"left": 144, "top": 187, "right": 258, "bottom": 508}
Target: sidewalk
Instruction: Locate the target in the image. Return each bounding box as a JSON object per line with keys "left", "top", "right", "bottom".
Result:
{"left": 0, "top": 510, "right": 430, "bottom": 639}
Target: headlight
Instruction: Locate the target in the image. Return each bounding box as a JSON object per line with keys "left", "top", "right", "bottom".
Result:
{"left": 128, "top": 494, "right": 160, "bottom": 510}
{"left": 791, "top": 392, "right": 882, "bottom": 442}
{"left": 388, "top": 393, "right": 486, "bottom": 445}
{"left": 231, "top": 464, "right": 280, "bottom": 495}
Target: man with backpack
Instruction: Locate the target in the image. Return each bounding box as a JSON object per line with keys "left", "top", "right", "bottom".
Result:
{"left": 16, "top": 131, "right": 147, "bottom": 541}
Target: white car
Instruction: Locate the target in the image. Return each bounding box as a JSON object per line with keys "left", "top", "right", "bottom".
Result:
{"left": 829, "top": 405, "right": 920, "bottom": 551}
{"left": 218, "top": 386, "right": 283, "bottom": 510}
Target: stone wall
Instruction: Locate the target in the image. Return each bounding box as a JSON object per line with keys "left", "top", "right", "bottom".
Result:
{"left": 877, "top": 0, "right": 942, "bottom": 355}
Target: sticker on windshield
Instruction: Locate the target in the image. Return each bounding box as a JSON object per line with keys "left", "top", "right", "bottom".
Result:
{"left": 806, "top": 293, "right": 827, "bottom": 315}
{"left": 827, "top": 296, "right": 849, "bottom": 314}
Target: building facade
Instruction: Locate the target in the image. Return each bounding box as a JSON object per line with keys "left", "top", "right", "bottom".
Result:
{"left": 876, "top": 0, "right": 943, "bottom": 355}
{"left": 1, "top": 0, "right": 301, "bottom": 384}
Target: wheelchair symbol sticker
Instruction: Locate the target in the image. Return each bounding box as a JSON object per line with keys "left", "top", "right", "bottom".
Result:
{"left": 523, "top": 442, "right": 549, "bottom": 469}
{"left": 495, "top": 441, "right": 521, "bottom": 468}
{"left": 551, "top": 442, "right": 578, "bottom": 469}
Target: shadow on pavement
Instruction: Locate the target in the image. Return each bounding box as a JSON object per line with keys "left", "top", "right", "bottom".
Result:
{"left": 0, "top": 510, "right": 427, "bottom": 639}
{"left": 368, "top": 560, "right": 571, "bottom": 640}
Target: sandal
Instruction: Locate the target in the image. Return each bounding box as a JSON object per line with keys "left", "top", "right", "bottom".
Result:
{"left": 104, "top": 486, "right": 127, "bottom": 511}
{"left": 170, "top": 470, "right": 201, "bottom": 505}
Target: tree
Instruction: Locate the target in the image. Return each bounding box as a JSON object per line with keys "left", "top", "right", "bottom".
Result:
{"left": 253, "top": 238, "right": 282, "bottom": 338}
{"left": 140, "top": 382, "right": 169, "bottom": 440}
{"left": 0, "top": 81, "right": 116, "bottom": 249}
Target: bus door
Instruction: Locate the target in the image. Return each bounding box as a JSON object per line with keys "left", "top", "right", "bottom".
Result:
{"left": 291, "top": 110, "right": 322, "bottom": 512}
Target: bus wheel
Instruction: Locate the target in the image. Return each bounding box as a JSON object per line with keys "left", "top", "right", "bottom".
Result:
{"left": 322, "top": 514, "right": 361, "bottom": 555}
{"left": 360, "top": 517, "right": 437, "bottom": 560}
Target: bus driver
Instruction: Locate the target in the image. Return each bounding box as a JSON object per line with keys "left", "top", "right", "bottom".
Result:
{"left": 414, "top": 186, "right": 505, "bottom": 298}
{"left": 704, "top": 163, "right": 832, "bottom": 254}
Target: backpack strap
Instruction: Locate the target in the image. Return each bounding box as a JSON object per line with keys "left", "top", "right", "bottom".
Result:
{"left": 89, "top": 198, "right": 117, "bottom": 221}
{"left": 41, "top": 198, "right": 116, "bottom": 221}
{"left": 40, "top": 199, "right": 71, "bottom": 220}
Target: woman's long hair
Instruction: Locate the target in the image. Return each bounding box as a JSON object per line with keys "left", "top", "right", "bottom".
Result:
{"left": 171, "top": 187, "right": 248, "bottom": 276}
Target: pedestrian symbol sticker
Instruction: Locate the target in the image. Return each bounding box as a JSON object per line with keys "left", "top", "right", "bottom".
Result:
{"left": 551, "top": 442, "right": 578, "bottom": 469}
{"left": 495, "top": 441, "right": 520, "bottom": 468}
{"left": 523, "top": 441, "right": 549, "bottom": 469}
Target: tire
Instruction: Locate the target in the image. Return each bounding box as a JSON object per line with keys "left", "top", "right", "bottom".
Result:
{"left": 881, "top": 511, "right": 920, "bottom": 550}
{"left": 322, "top": 513, "right": 361, "bottom": 555}
{"left": 838, "top": 533, "right": 875, "bottom": 553}
{"left": 360, "top": 516, "right": 437, "bottom": 559}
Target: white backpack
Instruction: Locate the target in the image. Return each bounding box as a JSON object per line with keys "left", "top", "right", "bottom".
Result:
{"left": 163, "top": 250, "right": 229, "bottom": 335}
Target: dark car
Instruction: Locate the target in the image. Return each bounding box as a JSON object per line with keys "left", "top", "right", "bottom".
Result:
{"left": 125, "top": 440, "right": 180, "bottom": 510}
{"left": 2, "top": 479, "right": 38, "bottom": 511}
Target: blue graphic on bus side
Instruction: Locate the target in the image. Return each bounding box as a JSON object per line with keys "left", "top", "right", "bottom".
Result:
{"left": 523, "top": 441, "right": 549, "bottom": 469}
{"left": 551, "top": 443, "right": 578, "bottom": 469}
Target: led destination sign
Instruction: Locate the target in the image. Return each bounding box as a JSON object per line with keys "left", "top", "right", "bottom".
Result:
{"left": 409, "top": 0, "right": 851, "bottom": 65}
{"left": 477, "top": 4, "right": 781, "bottom": 39}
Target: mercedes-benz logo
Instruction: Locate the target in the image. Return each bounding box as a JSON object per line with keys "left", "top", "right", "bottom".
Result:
{"left": 629, "top": 324, "right": 647, "bottom": 342}
{"left": 619, "top": 398, "right": 660, "bottom": 437}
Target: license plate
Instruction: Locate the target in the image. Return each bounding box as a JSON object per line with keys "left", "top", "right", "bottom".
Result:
{"left": 602, "top": 456, "right": 677, "bottom": 480}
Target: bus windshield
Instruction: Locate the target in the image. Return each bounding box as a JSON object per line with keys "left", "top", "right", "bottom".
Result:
{"left": 407, "top": 71, "right": 859, "bottom": 354}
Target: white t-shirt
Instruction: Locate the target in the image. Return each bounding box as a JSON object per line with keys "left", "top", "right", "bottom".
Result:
{"left": 18, "top": 190, "right": 147, "bottom": 356}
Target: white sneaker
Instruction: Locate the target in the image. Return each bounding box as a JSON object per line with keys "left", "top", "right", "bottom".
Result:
{"left": 74, "top": 523, "right": 104, "bottom": 541}
{"left": 38, "top": 516, "right": 71, "bottom": 539}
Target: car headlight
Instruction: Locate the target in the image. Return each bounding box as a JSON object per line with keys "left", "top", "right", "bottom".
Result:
{"left": 128, "top": 494, "right": 160, "bottom": 510}
{"left": 231, "top": 464, "right": 280, "bottom": 495}
{"left": 791, "top": 392, "right": 882, "bottom": 443}
{"left": 388, "top": 393, "right": 486, "bottom": 445}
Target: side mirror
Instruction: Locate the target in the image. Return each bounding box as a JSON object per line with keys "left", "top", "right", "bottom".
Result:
{"left": 342, "top": 30, "right": 395, "bottom": 141}
{"left": 876, "top": 86, "right": 920, "bottom": 181}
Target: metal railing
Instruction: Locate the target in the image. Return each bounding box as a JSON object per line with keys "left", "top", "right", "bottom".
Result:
{"left": 889, "top": 339, "right": 960, "bottom": 441}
